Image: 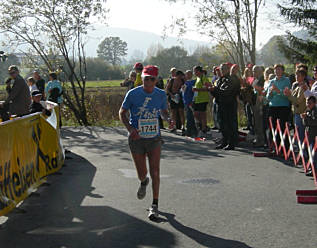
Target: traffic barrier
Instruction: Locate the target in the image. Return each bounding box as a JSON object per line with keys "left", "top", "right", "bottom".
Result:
{"left": 0, "top": 103, "right": 64, "bottom": 216}
{"left": 263, "top": 117, "right": 317, "bottom": 203}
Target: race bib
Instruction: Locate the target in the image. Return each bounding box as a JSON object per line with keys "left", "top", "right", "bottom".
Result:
{"left": 138, "top": 118, "right": 159, "bottom": 138}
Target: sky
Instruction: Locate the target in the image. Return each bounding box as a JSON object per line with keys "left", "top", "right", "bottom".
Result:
{"left": 103, "top": 0, "right": 297, "bottom": 49}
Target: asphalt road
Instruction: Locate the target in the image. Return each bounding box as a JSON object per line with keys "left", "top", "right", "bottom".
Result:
{"left": 0, "top": 127, "right": 316, "bottom": 248}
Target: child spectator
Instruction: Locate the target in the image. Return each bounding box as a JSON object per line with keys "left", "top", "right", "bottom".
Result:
{"left": 27, "top": 77, "right": 38, "bottom": 94}
{"left": 301, "top": 96, "right": 317, "bottom": 176}
{"left": 29, "top": 90, "right": 51, "bottom": 116}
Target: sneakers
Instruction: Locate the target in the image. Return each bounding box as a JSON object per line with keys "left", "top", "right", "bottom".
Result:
{"left": 148, "top": 204, "right": 159, "bottom": 220}
{"left": 137, "top": 177, "right": 149, "bottom": 200}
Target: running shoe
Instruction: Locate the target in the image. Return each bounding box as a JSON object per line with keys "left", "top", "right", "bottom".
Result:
{"left": 137, "top": 177, "right": 149, "bottom": 200}
{"left": 148, "top": 204, "right": 159, "bottom": 220}
{"left": 181, "top": 128, "right": 186, "bottom": 136}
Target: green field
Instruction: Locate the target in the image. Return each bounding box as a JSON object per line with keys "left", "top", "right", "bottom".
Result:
{"left": 76, "top": 80, "right": 122, "bottom": 88}
{"left": 0, "top": 80, "right": 123, "bottom": 91}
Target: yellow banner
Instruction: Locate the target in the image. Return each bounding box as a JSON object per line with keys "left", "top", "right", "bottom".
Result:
{"left": 0, "top": 105, "right": 64, "bottom": 216}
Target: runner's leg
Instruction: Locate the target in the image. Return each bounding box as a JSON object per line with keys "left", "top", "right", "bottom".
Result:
{"left": 147, "top": 145, "right": 161, "bottom": 200}
{"left": 131, "top": 152, "right": 147, "bottom": 181}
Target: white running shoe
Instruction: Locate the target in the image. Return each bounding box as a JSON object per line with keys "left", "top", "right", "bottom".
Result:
{"left": 148, "top": 204, "right": 159, "bottom": 220}
{"left": 137, "top": 177, "right": 149, "bottom": 200}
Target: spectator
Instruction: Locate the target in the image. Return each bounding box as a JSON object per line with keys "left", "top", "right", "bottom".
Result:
{"left": 266, "top": 64, "right": 291, "bottom": 148}
{"left": 166, "top": 70, "right": 185, "bottom": 135}
{"left": 193, "top": 65, "right": 210, "bottom": 137}
{"left": 251, "top": 65, "right": 265, "bottom": 147}
{"left": 181, "top": 70, "right": 197, "bottom": 137}
{"left": 301, "top": 96, "right": 317, "bottom": 176}
{"left": 211, "top": 66, "right": 221, "bottom": 130}
{"left": 283, "top": 69, "right": 307, "bottom": 142}
{"left": 241, "top": 67, "right": 255, "bottom": 133}
{"left": 45, "top": 72, "right": 63, "bottom": 104}
{"left": 27, "top": 77, "right": 38, "bottom": 94}
{"left": 230, "top": 64, "right": 242, "bottom": 144}
{"left": 296, "top": 63, "right": 314, "bottom": 88}
{"left": 121, "top": 71, "right": 136, "bottom": 91}
{"left": 156, "top": 76, "right": 165, "bottom": 129}
{"left": 33, "top": 70, "right": 46, "bottom": 99}
{"left": 3, "top": 65, "right": 31, "bottom": 116}
{"left": 262, "top": 67, "right": 275, "bottom": 144}
{"left": 303, "top": 65, "right": 317, "bottom": 99}
{"left": 133, "top": 63, "right": 144, "bottom": 87}
{"left": 211, "top": 63, "right": 240, "bottom": 150}
{"left": 29, "top": 90, "right": 51, "bottom": 116}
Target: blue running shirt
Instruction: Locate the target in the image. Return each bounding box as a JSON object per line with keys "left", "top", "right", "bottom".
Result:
{"left": 122, "top": 86, "right": 167, "bottom": 138}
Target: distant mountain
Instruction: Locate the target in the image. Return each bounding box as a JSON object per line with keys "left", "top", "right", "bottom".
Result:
{"left": 257, "top": 35, "right": 290, "bottom": 66}
{"left": 84, "top": 26, "right": 210, "bottom": 59}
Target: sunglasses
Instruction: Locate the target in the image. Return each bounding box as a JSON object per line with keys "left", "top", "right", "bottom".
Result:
{"left": 144, "top": 77, "right": 156, "bottom": 82}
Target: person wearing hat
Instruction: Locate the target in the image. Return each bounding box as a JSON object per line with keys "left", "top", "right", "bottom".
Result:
{"left": 133, "top": 62, "right": 144, "bottom": 87}
{"left": 119, "top": 65, "right": 173, "bottom": 221}
{"left": 3, "top": 65, "right": 31, "bottom": 116}
{"left": 29, "top": 90, "right": 51, "bottom": 116}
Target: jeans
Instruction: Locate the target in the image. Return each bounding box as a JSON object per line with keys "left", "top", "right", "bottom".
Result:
{"left": 294, "top": 114, "right": 305, "bottom": 143}
{"left": 212, "top": 100, "right": 219, "bottom": 129}
{"left": 252, "top": 97, "right": 264, "bottom": 145}
{"left": 245, "top": 102, "right": 254, "bottom": 134}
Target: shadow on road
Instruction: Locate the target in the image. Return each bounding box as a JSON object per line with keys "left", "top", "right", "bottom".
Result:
{"left": 159, "top": 211, "right": 253, "bottom": 248}
{"left": 61, "top": 127, "right": 225, "bottom": 162}
{"left": 0, "top": 152, "right": 175, "bottom": 248}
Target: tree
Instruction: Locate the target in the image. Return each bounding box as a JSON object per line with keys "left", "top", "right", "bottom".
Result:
{"left": 97, "top": 37, "right": 128, "bottom": 66}
{"left": 0, "top": 0, "right": 107, "bottom": 125}
{"left": 166, "top": 0, "right": 264, "bottom": 69}
{"left": 0, "top": 54, "right": 20, "bottom": 83}
{"left": 278, "top": 0, "right": 317, "bottom": 64}
{"left": 129, "top": 49, "right": 145, "bottom": 65}
{"left": 79, "top": 57, "right": 124, "bottom": 80}
{"left": 146, "top": 43, "right": 164, "bottom": 61}
{"left": 148, "top": 46, "right": 198, "bottom": 77}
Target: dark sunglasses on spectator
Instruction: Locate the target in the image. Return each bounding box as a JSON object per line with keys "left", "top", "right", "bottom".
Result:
{"left": 144, "top": 76, "right": 156, "bottom": 82}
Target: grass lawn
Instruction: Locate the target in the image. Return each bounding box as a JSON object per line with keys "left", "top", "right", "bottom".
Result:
{"left": 82, "top": 80, "right": 122, "bottom": 87}
{"left": 0, "top": 80, "right": 123, "bottom": 91}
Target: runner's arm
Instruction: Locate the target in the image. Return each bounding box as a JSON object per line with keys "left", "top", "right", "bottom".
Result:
{"left": 119, "top": 107, "right": 134, "bottom": 133}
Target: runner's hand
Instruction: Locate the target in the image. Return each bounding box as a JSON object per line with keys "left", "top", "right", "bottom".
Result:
{"left": 129, "top": 128, "right": 141, "bottom": 140}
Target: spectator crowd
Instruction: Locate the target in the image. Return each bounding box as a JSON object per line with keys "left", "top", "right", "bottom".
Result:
{"left": 0, "top": 65, "right": 62, "bottom": 122}
{"left": 122, "top": 62, "right": 317, "bottom": 174}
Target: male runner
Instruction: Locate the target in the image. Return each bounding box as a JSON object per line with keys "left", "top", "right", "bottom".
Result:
{"left": 119, "top": 65, "right": 172, "bottom": 220}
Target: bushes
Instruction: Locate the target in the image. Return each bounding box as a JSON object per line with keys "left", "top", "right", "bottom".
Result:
{"left": 78, "top": 58, "right": 125, "bottom": 81}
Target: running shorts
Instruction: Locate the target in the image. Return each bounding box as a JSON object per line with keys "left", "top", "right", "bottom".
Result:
{"left": 128, "top": 136, "right": 163, "bottom": 154}
{"left": 193, "top": 102, "right": 208, "bottom": 112}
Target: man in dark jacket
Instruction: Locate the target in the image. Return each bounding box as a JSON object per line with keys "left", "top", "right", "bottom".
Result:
{"left": 210, "top": 63, "right": 240, "bottom": 150}
{"left": 4, "top": 65, "right": 31, "bottom": 116}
